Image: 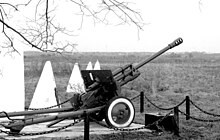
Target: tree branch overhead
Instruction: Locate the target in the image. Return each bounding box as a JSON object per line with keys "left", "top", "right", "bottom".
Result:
{"left": 0, "top": 0, "right": 144, "bottom": 53}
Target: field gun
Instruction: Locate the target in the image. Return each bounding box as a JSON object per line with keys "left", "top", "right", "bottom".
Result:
{"left": 0, "top": 38, "right": 183, "bottom": 134}
{"left": 77, "top": 37, "right": 183, "bottom": 125}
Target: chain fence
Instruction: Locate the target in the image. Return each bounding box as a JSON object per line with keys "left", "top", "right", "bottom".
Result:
{"left": 144, "top": 95, "right": 186, "bottom": 111}
{"left": 0, "top": 119, "right": 81, "bottom": 136}
{"left": 130, "top": 94, "right": 140, "bottom": 101}
{"left": 178, "top": 109, "right": 220, "bottom": 122}
{"left": 190, "top": 100, "right": 220, "bottom": 117}
{"left": 25, "top": 91, "right": 140, "bottom": 111}
{"left": 144, "top": 94, "right": 220, "bottom": 123}
{"left": 25, "top": 98, "right": 71, "bottom": 110}
{"left": 90, "top": 110, "right": 173, "bottom": 133}
{"left": 2, "top": 92, "right": 220, "bottom": 138}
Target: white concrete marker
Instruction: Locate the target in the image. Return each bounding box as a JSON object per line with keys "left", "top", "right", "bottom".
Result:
{"left": 66, "top": 63, "right": 85, "bottom": 94}
{"left": 29, "top": 61, "right": 58, "bottom": 113}
{"left": 0, "top": 48, "right": 24, "bottom": 120}
{"left": 94, "top": 60, "right": 101, "bottom": 70}
{"left": 86, "top": 61, "right": 93, "bottom": 70}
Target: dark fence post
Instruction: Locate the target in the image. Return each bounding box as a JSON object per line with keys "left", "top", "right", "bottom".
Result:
{"left": 173, "top": 107, "right": 179, "bottom": 136}
{"left": 140, "top": 91, "right": 144, "bottom": 113}
{"left": 54, "top": 88, "right": 60, "bottom": 108}
{"left": 84, "top": 111, "right": 90, "bottom": 140}
{"left": 186, "top": 96, "right": 190, "bottom": 120}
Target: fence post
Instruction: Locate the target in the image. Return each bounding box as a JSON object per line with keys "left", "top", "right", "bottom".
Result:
{"left": 186, "top": 96, "right": 190, "bottom": 120}
{"left": 84, "top": 111, "right": 90, "bottom": 140}
{"left": 140, "top": 91, "right": 144, "bottom": 113}
{"left": 54, "top": 88, "right": 60, "bottom": 108}
{"left": 173, "top": 107, "right": 179, "bottom": 136}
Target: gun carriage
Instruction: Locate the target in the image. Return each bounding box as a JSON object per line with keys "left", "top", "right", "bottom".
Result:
{"left": 0, "top": 38, "right": 183, "bottom": 134}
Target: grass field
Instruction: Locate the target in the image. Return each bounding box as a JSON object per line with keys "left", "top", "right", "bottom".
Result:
{"left": 24, "top": 51, "right": 220, "bottom": 139}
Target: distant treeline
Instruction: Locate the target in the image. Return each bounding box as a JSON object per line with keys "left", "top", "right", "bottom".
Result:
{"left": 24, "top": 51, "right": 220, "bottom": 65}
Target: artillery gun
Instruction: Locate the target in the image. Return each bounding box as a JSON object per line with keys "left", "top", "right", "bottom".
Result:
{"left": 0, "top": 37, "right": 183, "bottom": 134}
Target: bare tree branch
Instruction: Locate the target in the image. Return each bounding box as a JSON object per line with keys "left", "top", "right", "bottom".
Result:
{"left": 0, "top": 5, "right": 18, "bottom": 53}
{"left": 69, "top": 0, "right": 144, "bottom": 29}
{"left": 0, "top": 3, "right": 18, "bottom": 11}
{"left": 0, "top": 0, "right": 144, "bottom": 53}
{"left": 15, "top": 0, "right": 33, "bottom": 7}
{"left": 45, "top": 0, "right": 49, "bottom": 47}
{"left": 0, "top": 19, "right": 45, "bottom": 52}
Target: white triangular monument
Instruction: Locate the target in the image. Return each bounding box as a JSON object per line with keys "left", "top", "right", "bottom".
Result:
{"left": 94, "top": 60, "right": 101, "bottom": 70}
{"left": 86, "top": 61, "right": 93, "bottom": 70}
{"left": 29, "top": 61, "right": 58, "bottom": 111}
{"left": 66, "top": 63, "right": 85, "bottom": 94}
{"left": 0, "top": 44, "right": 24, "bottom": 120}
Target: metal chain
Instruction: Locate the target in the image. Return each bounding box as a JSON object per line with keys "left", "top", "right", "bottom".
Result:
{"left": 26, "top": 99, "right": 71, "bottom": 111}
{"left": 90, "top": 110, "right": 173, "bottom": 132}
{"left": 90, "top": 117, "right": 146, "bottom": 132}
{"left": 145, "top": 95, "right": 186, "bottom": 111}
{"left": 178, "top": 109, "right": 220, "bottom": 122}
{"left": 190, "top": 100, "right": 220, "bottom": 117}
{"left": 0, "top": 119, "right": 81, "bottom": 136}
{"left": 149, "top": 110, "right": 174, "bottom": 133}
{"left": 130, "top": 94, "right": 140, "bottom": 101}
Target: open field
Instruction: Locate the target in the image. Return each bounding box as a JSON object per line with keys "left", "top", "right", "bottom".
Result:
{"left": 23, "top": 51, "right": 220, "bottom": 139}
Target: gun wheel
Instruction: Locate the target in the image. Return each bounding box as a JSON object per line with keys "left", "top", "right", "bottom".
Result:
{"left": 105, "top": 96, "right": 135, "bottom": 128}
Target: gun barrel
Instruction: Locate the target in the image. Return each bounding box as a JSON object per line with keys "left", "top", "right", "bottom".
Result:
{"left": 112, "top": 37, "right": 183, "bottom": 76}
{"left": 86, "top": 38, "right": 183, "bottom": 92}
{"left": 135, "top": 37, "right": 183, "bottom": 70}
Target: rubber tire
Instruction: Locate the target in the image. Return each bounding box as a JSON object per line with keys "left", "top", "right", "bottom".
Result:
{"left": 105, "top": 96, "right": 135, "bottom": 128}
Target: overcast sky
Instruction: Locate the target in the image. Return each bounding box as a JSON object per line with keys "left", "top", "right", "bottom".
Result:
{"left": 74, "top": 0, "right": 220, "bottom": 53}
{"left": 5, "top": 0, "right": 220, "bottom": 53}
